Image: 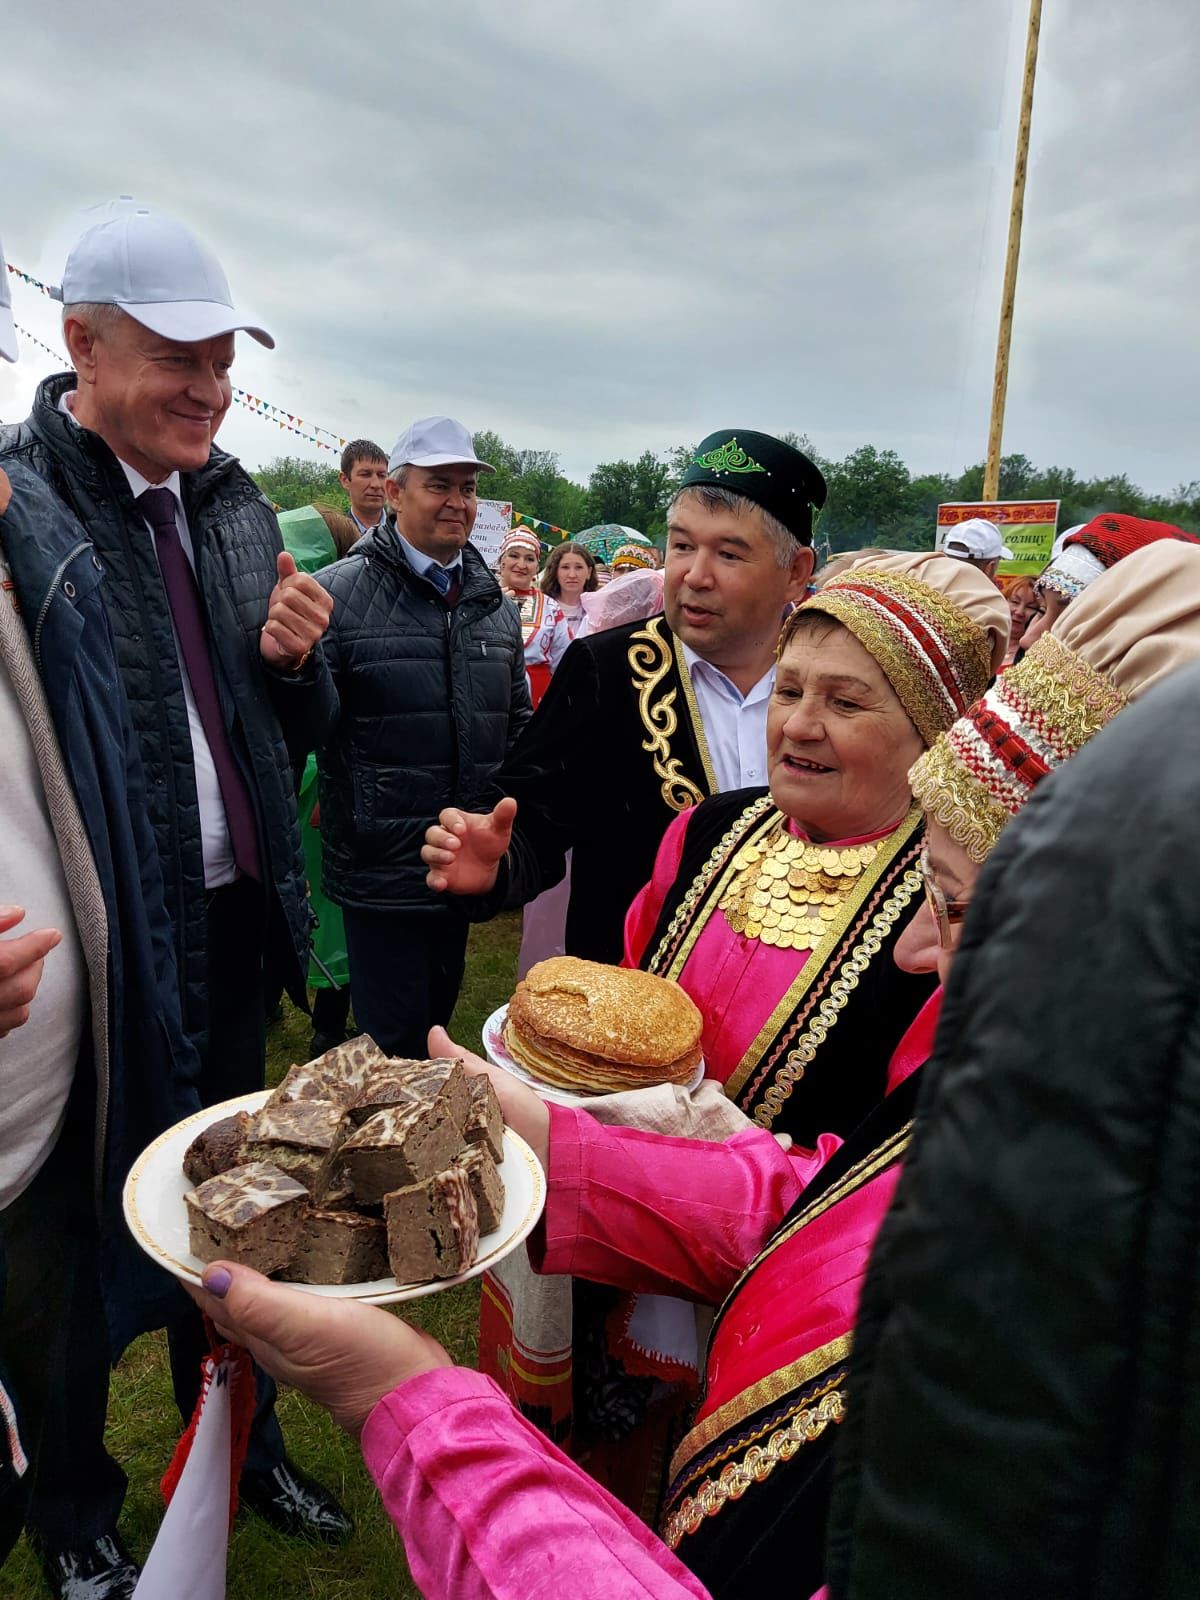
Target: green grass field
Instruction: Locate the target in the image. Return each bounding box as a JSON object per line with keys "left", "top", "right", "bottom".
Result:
{"left": 3, "top": 914, "right": 523, "bottom": 1600}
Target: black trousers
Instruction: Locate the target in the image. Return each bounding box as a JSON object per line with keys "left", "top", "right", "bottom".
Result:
{"left": 343, "top": 905, "right": 469, "bottom": 1059}
{"left": 25, "top": 877, "right": 285, "bottom": 1550}
{"left": 311, "top": 983, "right": 352, "bottom": 1043}
{"left": 0, "top": 1109, "right": 92, "bottom": 1563}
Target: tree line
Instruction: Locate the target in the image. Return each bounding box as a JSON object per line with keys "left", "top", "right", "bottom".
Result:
{"left": 253, "top": 434, "right": 1200, "bottom": 553}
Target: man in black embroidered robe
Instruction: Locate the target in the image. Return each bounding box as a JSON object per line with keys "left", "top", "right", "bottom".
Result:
{"left": 423, "top": 430, "right": 826, "bottom": 962}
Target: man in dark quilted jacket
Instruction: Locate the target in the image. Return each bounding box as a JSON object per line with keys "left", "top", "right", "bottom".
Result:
{"left": 0, "top": 199, "right": 350, "bottom": 1595}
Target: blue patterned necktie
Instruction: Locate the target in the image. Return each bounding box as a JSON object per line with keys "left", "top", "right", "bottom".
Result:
{"left": 427, "top": 563, "right": 452, "bottom": 596}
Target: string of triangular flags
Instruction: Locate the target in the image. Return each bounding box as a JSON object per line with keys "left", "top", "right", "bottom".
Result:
{"left": 13, "top": 322, "right": 67, "bottom": 365}
{"left": 7, "top": 261, "right": 571, "bottom": 533}
{"left": 511, "top": 510, "right": 572, "bottom": 542}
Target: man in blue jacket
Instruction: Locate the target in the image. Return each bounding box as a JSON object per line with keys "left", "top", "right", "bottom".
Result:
{"left": 1, "top": 206, "right": 349, "bottom": 1593}
{"left": 0, "top": 248, "right": 200, "bottom": 1595}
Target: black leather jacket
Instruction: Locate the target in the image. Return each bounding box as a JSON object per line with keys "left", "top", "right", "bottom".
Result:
{"left": 826, "top": 663, "right": 1200, "bottom": 1600}
{"left": 316, "top": 520, "right": 531, "bottom": 911}
{"left": 0, "top": 374, "right": 336, "bottom": 1050}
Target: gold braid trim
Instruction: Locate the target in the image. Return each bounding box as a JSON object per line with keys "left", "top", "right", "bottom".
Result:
{"left": 662, "top": 1390, "right": 846, "bottom": 1550}
{"left": 802, "top": 571, "right": 991, "bottom": 745}
{"left": 909, "top": 737, "right": 1011, "bottom": 865}
{"left": 744, "top": 867, "right": 923, "bottom": 1127}
{"left": 672, "top": 634, "right": 718, "bottom": 794}
{"left": 668, "top": 1335, "right": 852, "bottom": 1483}
{"left": 727, "top": 808, "right": 922, "bottom": 1109}
{"left": 1004, "top": 633, "right": 1128, "bottom": 740}
{"left": 909, "top": 635, "right": 1128, "bottom": 865}
{"left": 627, "top": 617, "right": 710, "bottom": 813}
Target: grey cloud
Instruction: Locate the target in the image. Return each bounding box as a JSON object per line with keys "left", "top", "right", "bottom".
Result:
{"left": 1, "top": 0, "right": 1195, "bottom": 493}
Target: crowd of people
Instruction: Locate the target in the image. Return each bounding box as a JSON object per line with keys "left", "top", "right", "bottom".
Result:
{"left": 2, "top": 197, "right": 1199, "bottom": 1600}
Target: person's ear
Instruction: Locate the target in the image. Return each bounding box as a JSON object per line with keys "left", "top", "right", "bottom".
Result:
{"left": 63, "top": 315, "right": 101, "bottom": 387}
{"left": 785, "top": 543, "right": 816, "bottom": 603}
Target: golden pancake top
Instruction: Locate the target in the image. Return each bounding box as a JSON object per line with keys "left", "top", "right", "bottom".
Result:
{"left": 508, "top": 958, "right": 702, "bottom": 1071}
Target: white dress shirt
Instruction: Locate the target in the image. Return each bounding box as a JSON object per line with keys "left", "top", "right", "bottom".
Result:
{"left": 59, "top": 392, "right": 236, "bottom": 887}
{"left": 681, "top": 644, "right": 775, "bottom": 793}
{"left": 396, "top": 528, "right": 464, "bottom": 583}
{"left": 350, "top": 507, "right": 386, "bottom": 537}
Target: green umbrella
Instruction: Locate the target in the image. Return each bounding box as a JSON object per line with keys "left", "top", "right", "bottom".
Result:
{"left": 574, "top": 524, "right": 652, "bottom": 566}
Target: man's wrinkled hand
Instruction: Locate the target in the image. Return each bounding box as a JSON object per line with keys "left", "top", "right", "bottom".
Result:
{"left": 421, "top": 799, "right": 517, "bottom": 895}
{"left": 0, "top": 906, "right": 62, "bottom": 1038}
{"left": 0, "top": 468, "right": 11, "bottom": 518}
{"left": 261, "top": 551, "right": 333, "bottom": 671}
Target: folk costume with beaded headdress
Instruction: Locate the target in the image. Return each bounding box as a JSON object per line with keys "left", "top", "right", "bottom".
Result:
{"left": 628, "top": 552, "right": 1008, "bottom": 1139}
{"left": 497, "top": 528, "right": 570, "bottom": 707}
{"left": 659, "top": 547, "right": 1200, "bottom": 1596}
{"left": 1036, "top": 511, "right": 1197, "bottom": 603}
{"left": 913, "top": 540, "right": 1200, "bottom": 861}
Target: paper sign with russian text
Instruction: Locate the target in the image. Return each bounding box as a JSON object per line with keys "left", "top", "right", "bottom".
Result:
{"left": 936, "top": 500, "right": 1060, "bottom": 576}
{"left": 470, "top": 501, "right": 513, "bottom": 569}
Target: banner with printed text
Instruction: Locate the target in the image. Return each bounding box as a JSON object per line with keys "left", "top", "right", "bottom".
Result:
{"left": 936, "top": 500, "right": 1060, "bottom": 576}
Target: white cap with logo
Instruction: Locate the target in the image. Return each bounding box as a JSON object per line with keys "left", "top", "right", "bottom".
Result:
{"left": 942, "top": 517, "right": 1014, "bottom": 562}
{"left": 0, "top": 237, "right": 17, "bottom": 363}
{"left": 388, "top": 416, "right": 495, "bottom": 476}
{"left": 50, "top": 199, "right": 274, "bottom": 349}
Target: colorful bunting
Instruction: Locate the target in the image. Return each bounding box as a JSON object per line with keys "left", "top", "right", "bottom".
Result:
{"left": 7, "top": 262, "right": 571, "bottom": 533}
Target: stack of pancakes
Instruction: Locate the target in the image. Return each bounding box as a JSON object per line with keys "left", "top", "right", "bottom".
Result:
{"left": 505, "top": 957, "right": 703, "bottom": 1095}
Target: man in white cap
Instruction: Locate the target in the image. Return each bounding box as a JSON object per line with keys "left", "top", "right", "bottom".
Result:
{"left": 0, "top": 203, "right": 350, "bottom": 1589}
{"left": 940, "top": 516, "right": 1013, "bottom": 580}
{"left": 0, "top": 236, "right": 203, "bottom": 1596}
{"left": 314, "top": 416, "right": 531, "bottom": 1056}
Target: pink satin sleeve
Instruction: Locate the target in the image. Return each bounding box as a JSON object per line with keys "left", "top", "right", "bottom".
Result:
{"left": 621, "top": 806, "right": 694, "bottom": 968}
{"left": 362, "top": 1367, "right": 711, "bottom": 1600}
{"left": 531, "top": 1105, "right": 843, "bottom": 1302}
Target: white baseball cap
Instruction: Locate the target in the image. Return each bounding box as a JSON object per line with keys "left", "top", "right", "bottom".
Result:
{"left": 50, "top": 201, "right": 274, "bottom": 349}
{"left": 943, "top": 517, "right": 1014, "bottom": 562}
{"left": 388, "top": 416, "right": 495, "bottom": 475}
{"left": 0, "top": 237, "right": 17, "bottom": 363}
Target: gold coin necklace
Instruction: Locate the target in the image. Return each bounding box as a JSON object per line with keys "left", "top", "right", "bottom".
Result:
{"left": 718, "top": 815, "right": 885, "bottom": 950}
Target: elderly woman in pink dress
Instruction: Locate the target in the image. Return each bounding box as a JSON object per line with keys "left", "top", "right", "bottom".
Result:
{"left": 187, "top": 542, "right": 1200, "bottom": 1600}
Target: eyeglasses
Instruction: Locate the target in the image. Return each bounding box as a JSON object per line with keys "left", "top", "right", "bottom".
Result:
{"left": 919, "top": 846, "right": 971, "bottom": 950}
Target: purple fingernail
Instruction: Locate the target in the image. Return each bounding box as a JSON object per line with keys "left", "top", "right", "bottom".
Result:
{"left": 204, "top": 1265, "right": 233, "bottom": 1298}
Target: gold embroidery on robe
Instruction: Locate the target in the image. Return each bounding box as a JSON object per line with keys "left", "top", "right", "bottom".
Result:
{"left": 627, "top": 617, "right": 712, "bottom": 812}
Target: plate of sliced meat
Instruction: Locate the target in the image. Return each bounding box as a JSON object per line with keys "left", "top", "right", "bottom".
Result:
{"left": 122, "top": 1037, "right": 546, "bottom": 1305}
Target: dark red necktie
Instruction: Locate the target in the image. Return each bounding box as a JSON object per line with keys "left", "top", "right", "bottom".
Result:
{"left": 139, "top": 488, "right": 261, "bottom": 881}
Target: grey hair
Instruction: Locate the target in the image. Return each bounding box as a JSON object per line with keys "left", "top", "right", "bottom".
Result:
{"left": 667, "top": 484, "right": 801, "bottom": 569}
{"left": 61, "top": 302, "right": 127, "bottom": 338}
{"left": 388, "top": 463, "right": 410, "bottom": 487}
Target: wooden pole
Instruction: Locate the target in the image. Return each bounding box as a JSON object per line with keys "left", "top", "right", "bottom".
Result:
{"left": 983, "top": 0, "right": 1043, "bottom": 502}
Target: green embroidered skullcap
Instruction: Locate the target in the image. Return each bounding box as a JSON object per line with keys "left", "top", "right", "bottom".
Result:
{"left": 678, "top": 429, "right": 827, "bottom": 546}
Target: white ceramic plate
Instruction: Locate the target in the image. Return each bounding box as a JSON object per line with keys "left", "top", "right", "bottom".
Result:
{"left": 482, "top": 1005, "right": 705, "bottom": 1108}
{"left": 122, "top": 1090, "right": 546, "bottom": 1306}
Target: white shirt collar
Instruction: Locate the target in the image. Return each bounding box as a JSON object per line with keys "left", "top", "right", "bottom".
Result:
{"left": 681, "top": 642, "right": 775, "bottom": 705}
{"left": 395, "top": 527, "right": 463, "bottom": 580}
{"left": 58, "top": 389, "right": 183, "bottom": 511}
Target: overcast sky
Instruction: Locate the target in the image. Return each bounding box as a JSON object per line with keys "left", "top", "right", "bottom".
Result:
{"left": 2, "top": 0, "right": 1197, "bottom": 495}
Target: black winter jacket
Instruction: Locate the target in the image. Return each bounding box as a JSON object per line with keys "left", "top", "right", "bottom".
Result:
{"left": 826, "top": 663, "right": 1200, "bottom": 1600}
{"left": 316, "top": 521, "right": 531, "bottom": 911}
{"left": 0, "top": 375, "right": 337, "bottom": 1052}
{"left": 0, "top": 460, "right": 201, "bottom": 1354}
